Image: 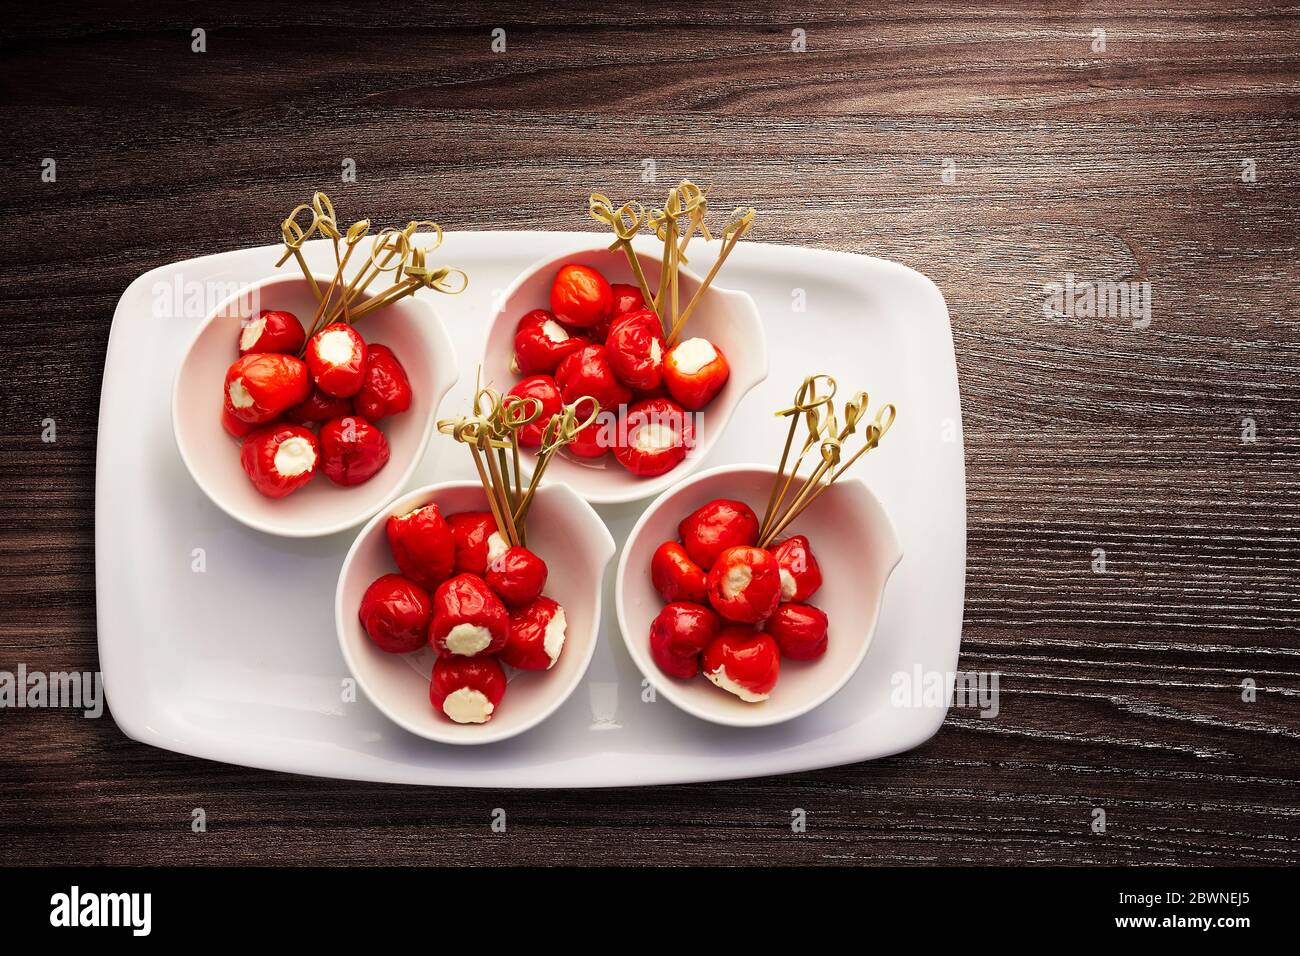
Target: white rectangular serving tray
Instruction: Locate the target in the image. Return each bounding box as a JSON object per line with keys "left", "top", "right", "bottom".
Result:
{"left": 96, "top": 231, "right": 966, "bottom": 788}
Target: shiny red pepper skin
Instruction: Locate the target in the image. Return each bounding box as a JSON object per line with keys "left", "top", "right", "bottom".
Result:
{"left": 485, "top": 546, "right": 548, "bottom": 607}
{"left": 701, "top": 628, "right": 781, "bottom": 700}
{"left": 770, "top": 534, "right": 823, "bottom": 603}
{"left": 429, "top": 655, "right": 507, "bottom": 723}
{"left": 358, "top": 573, "right": 433, "bottom": 653}
{"left": 566, "top": 414, "right": 613, "bottom": 459}
{"left": 507, "top": 375, "right": 563, "bottom": 448}
{"left": 554, "top": 344, "right": 632, "bottom": 410}
{"left": 706, "top": 545, "right": 782, "bottom": 624}
{"left": 614, "top": 397, "right": 693, "bottom": 477}
{"left": 446, "top": 512, "right": 499, "bottom": 575}
{"left": 283, "top": 387, "right": 353, "bottom": 426}
{"left": 305, "top": 323, "right": 368, "bottom": 397}
{"left": 663, "top": 337, "right": 730, "bottom": 410}
{"left": 514, "top": 309, "right": 588, "bottom": 374}
{"left": 238, "top": 309, "right": 306, "bottom": 356}
{"left": 765, "top": 602, "right": 829, "bottom": 660}
{"left": 501, "top": 596, "right": 566, "bottom": 671}
{"left": 318, "top": 415, "right": 390, "bottom": 486}
{"left": 386, "top": 501, "right": 456, "bottom": 590}
{"left": 239, "top": 423, "right": 319, "bottom": 498}
{"left": 224, "top": 352, "right": 311, "bottom": 424}
{"left": 651, "top": 541, "right": 709, "bottom": 604}
{"left": 428, "top": 573, "right": 510, "bottom": 657}
{"left": 222, "top": 406, "right": 268, "bottom": 439}
{"left": 354, "top": 344, "right": 412, "bottom": 420}
{"left": 609, "top": 283, "right": 646, "bottom": 316}
{"left": 649, "top": 601, "right": 720, "bottom": 679}
{"left": 677, "top": 498, "right": 760, "bottom": 571}
{"left": 605, "top": 309, "right": 665, "bottom": 391}
{"left": 549, "top": 263, "right": 613, "bottom": 328}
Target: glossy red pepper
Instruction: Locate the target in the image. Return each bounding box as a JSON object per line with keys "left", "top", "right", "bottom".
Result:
{"left": 554, "top": 344, "right": 632, "bottom": 410}
{"left": 614, "top": 397, "right": 693, "bottom": 477}
{"left": 446, "top": 512, "right": 503, "bottom": 575}
{"left": 701, "top": 628, "right": 781, "bottom": 702}
{"left": 507, "top": 375, "right": 563, "bottom": 448}
{"left": 318, "top": 415, "right": 390, "bottom": 486}
{"left": 514, "top": 309, "right": 588, "bottom": 374}
{"left": 485, "top": 545, "right": 548, "bottom": 607}
{"left": 354, "top": 344, "right": 412, "bottom": 420}
{"left": 222, "top": 406, "right": 268, "bottom": 439}
{"left": 765, "top": 602, "right": 829, "bottom": 660}
{"left": 283, "top": 387, "right": 353, "bottom": 426}
{"left": 386, "top": 501, "right": 456, "bottom": 590}
{"left": 428, "top": 573, "right": 509, "bottom": 657}
{"left": 239, "top": 423, "right": 319, "bottom": 498}
{"left": 358, "top": 573, "right": 433, "bottom": 654}
{"left": 663, "top": 337, "right": 730, "bottom": 410}
{"left": 224, "top": 352, "right": 311, "bottom": 424}
{"left": 706, "top": 545, "right": 782, "bottom": 624}
{"left": 677, "top": 498, "right": 760, "bottom": 571}
{"left": 770, "top": 534, "right": 823, "bottom": 603}
{"left": 501, "top": 596, "right": 566, "bottom": 671}
{"left": 649, "top": 601, "right": 720, "bottom": 679}
{"left": 605, "top": 308, "right": 665, "bottom": 391}
{"left": 565, "top": 413, "right": 613, "bottom": 459}
{"left": 650, "top": 541, "right": 709, "bottom": 604}
{"left": 609, "top": 282, "right": 646, "bottom": 316}
{"left": 305, "top": 323, "right": 367, "bottom": 397}
{"left": 238, "top": 309, "right": 306, "bottom": 356}
{"left": 429, "top": 655, "right": 507, "bottom": 724}
{"left": 549, "top": 263, "right": 613, "bottom": 328}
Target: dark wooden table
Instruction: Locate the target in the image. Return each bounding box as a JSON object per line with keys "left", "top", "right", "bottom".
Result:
{"left": 2, "top": 3, "right": 1297, "bottom": 866}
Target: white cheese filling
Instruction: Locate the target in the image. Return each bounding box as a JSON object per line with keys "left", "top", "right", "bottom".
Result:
{"left": 442, "top": 687, "right": 494, "bottom": 724}
{"left": 239, "top": 316, "right": 266, "bottom": 351}
{"left": 444, "top": 623, "right": 492, "bottom": 656}
{"left": 542, "top": 607, "right": 567, "bottom": 668}
{"left": 649, "top": 337, "right": 663, "bottom": 366}
{"left": 721, "top": 563, "right": 752, "bottom": 599}
{"left": 542, "top": 319, "right": 570, "bottom": 343}
{"left": 779, "top": 568, "right": 797, "bottom": 602}
{"left": 316, "top": 328, "right": 355, "bottom": 365}
{"left": 633, "top": 422, "right": 677, "bottom": 454}
{"left": 486, "top": 531, "right": 509, "bottom": 570}
{"left": 672, "top": 337, "right": 717, "bottom": 375}
{"left": 273, "top": 436, "right": 316, "bottom": 477}
{"left": 228, "top": 378, "right": 254, "bottom": 409}
{"left": 706, "top": 665, "right": 769, "bottom": 703}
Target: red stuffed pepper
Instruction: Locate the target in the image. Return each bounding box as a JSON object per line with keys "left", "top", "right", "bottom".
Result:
{"left": 354, "top": 344, "right": 412, "bottom": 420}
{"left": 549, "top": 263, "right": 612, "bottom": 328}
{"left": 677, "top": 498, "right": 760, "bottom": 571}
{"left": 706, "top": 545, "right": 782, "bottom": 624}
{"left": 507, "top": 375, "right": 563, "bottom": 448}
{"left": 554, "top": 344, "right": 632, "bottom": 410}
{"left": 501, "top": 596, "right": 567, "bottom": 671}
{"left": 283, "top": 387, "right": 353, "bottom": 426}
{"left": 358, "top": 573, "right": 433, "bottom": 654}
{"left": 609, "top": 282, "right": 646, "bottom": 317}
{"left": 429, "top": 655, "right": 507, "bottom": 724}
{"left": 614, "top": 397, "right": 693, "bottom": 477}
{"left": 514, "top": 308, "right": 587, "bottom": 374}
{"left": 485, "top": 545, "right": 548, "bottom": 607}
{"left": 447, "top": 511, "right": 507, "bottom": 575}
{"left": 305, "top": 323, "right": 367, "bottom": 397}
{"left": 318, "top": 415, "right": 390, "bottom": 486}
{"left": 238, "top": 309, "right": 306, "bottom": 356}
{"left": 770, "top": 534, "right": 823, "bottom": 603}
{"left": 386, "top": 501, "right": 456, "bottom": 590}
{"left": 765, "top": 603, "right": 829, "bottom": 661}
{"left": 663, "top": 337, "right": 729, "bottom": 410}
{"left": 649, "top": 601, "right": 720, "bottom": 679}
{"left": 651, "top": 541, "right": 709, "bottom": 604}
{"left": 605, "top": 308, "right": 665, "bottom": 391}
{"left": 238, "top": 423, "right": 319, "bottom": 498}
{"left": 224, "top": 352, "right": 311, "bottom": 425}
{"left": 701, "top": 628, "right": 781, "bottom": 702}
{"left": 428, "top": 573, "right": 509, "bottom": 657}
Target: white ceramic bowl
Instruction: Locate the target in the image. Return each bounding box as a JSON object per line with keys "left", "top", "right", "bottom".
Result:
{"left": 481, "top": 244, "right": 768, "bottom": 504}
{"left": 172, "top": 273, "right": 458, "bottom": 537}
{"left": 336, "top": 480, "right": 617, "bottom": 744}
{"left": 616, "top": 463, "right": 903, "bottom": 727}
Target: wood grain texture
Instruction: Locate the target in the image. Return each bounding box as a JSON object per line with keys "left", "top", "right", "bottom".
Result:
{"left": 1, "top": 2, "right": 1298, "bottom": 866}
